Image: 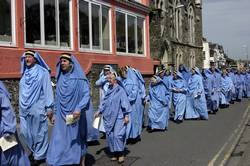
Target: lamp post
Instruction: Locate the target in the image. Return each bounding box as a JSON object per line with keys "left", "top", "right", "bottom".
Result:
{"left": 242, "top": 45, "right": 249, "bottom": 67}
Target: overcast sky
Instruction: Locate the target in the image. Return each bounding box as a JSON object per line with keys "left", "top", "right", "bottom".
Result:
{"left": 202, "top": 0, "right": 250, "bottom": 60}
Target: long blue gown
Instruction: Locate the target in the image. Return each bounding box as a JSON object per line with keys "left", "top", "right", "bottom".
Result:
{"left": 235, "top": 72, "right": 244, "bottom": 101}
{"left": 122, "top": 68, "right": 141, "bottom": 139}
{"left": 179, "top": 65, "right": 191, "bottom": 83}
{"left": 98, "top": 83, "right": 131, "bottom": 152}
{"left": 19, "top": 52, "right": 54, "bottom": 160}
{"left": 246, "top": 71, "right": 250, "bottom": 98}
{"left": 132, "top": 68, "right": 146, "bottom": 135}
{"left": 148, "top": 76, "right": 170, "bottom": 130}
{"left": 220, "top": 74, "right": 233, "bottom": 106}
{"left": 95, "top": 65, "right": 116, "bottom": 133}
{"left": 1, "top": 81, "right": 30, "bottom": 166}
{"left": 228, "top": 70, "right": 236, "bottom": 101}
{"left": 47, "top": 55, "right": 89, "bottom": 165}
{"left": 185, "top": 68, "right": 208, "bottom": 120}
{"left": 170, "top": 72, "right": 187, "bottom": 121}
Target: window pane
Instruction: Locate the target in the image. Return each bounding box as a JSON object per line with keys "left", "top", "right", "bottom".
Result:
{"left": 59, "top": 0, "right": 70, "bottom": 47}
{"left": 128, "top": 15, "right": 136, "bottom": 53}
{"left": 44, "top": 0, "right": 57, "bottom": 46}
{"left": 137, "top": 17, "right": 144, "bottom": 54}
{"left": 92, "top": 4, "right": 100, "bottom": 49}
{"left": 116, "top": 12, "right": 126, "bottom": 52}
{"left": 79, "top": 0, "right": 89, "bottom": 48}
{"left": 25, "top": 0, "right": 41, "bottom": 44}
{"left": 102, "top": 6, "right": 110, "bottom": 51}
{"left": 0, "top": 0, "right": 12, "bottom": 42}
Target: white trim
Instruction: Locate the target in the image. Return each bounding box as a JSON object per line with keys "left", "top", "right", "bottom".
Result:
{"left": 115, "top": 9, "right": 146, "bottom": 56}
{"left": 24, "top": 0, "right": 72, "bottom": 49}
{"left": 0, "top": 0, "right": 16, "bottom": 46}
{"left": 117, "top": 52, "right": 145, "bottom": 57}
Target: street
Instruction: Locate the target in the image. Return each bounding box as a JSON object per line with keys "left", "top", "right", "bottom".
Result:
{"left": 87, "top": 99, "right": 250, "bottom": 166}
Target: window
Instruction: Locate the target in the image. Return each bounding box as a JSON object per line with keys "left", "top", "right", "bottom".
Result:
{"left": 174, "top": 0, "right": 182, "bottom": 40}
{"left": 79, "top": 0, "right": 110, "bottom": 51}
{"left": 188, "top": 6, "right": 195, "bottom": 44}
{"left": 116, "top": 11, "right": 145, "bottom": 55}
{"left": 25, "top": 0, "right": 71, "bottom": 48}
{"left": 0, "top": 0, "right": 15, "bottom": 45}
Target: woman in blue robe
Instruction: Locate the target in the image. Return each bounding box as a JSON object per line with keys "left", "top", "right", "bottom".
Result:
{"left": 171, "top": 71, "right": 187, "bottom": 123}
{"left": 19, "top": 50, "right": 54, "bottom": 164}
{"left": 47, "top": 54, "right": 90, "bottom": 165}
{"left": 220, "top": 68, "right": 233, "bottom": 108}
{"left": 185, "top": 67, "right": 208, "bottom": 120}
{"left": 95, "top": 73, "right": 131, "bottom": 163}
{"left": 95, "top": 65, "right": 116, "bottom": 133}
{"left": 162, "top": 68, "right": 173, "bottom": 110}
{"left": 0, "top": 81, "right": 30, "bottom": 166}
{"left": 132, "top": 67, "right": 146, "bottom": 135}
{"left": 120, "top": 66, "right": 141, "bottom": 140}
{"left": 227, "top": 68, "right": 236, "bottom": 102}
{"left": 179, "top": 64, "right": 191, "bottom": 83}
{"left": 241, "top": 71, "right": 247, "bottom": 98}
{"left": 147, "top": 75, "right": 170, "bottom": 130}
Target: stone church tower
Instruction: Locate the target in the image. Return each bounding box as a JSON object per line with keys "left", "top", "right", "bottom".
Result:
{"left": 150, "top": 0, "right": 203, "bottom": 69}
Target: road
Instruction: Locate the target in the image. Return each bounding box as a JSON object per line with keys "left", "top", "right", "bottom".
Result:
{"left": 18, "top": 99, "right": 250, "bottom": 166}
{"left": 87, "top": 99, "right": 250, "bottom": 166}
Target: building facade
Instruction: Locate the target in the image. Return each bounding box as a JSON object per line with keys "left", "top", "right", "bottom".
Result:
{"left": 0, "top": 0, "right": 158, "bottom": 109}
{"left": 209, "top": 42, "right": 226, "bottom": 68}
{"left": 150, "top": 0, "right": 203, "bottom": 69}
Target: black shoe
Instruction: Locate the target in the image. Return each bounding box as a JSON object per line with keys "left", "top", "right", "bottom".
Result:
{"left": 32, "top": 159, "right": 46, "bottom": 166}
{"left": 29, "top": 154, "right": 34, "bottom": 163}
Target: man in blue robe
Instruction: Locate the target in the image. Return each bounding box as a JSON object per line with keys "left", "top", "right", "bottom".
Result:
{"left": 47, "top": 53, "right": 89, "bottom": 165}
{"left": 1, "top": 81, "right": 30, "bottom": 166}
{"left": 185, "top": 67, "right": 208, "bottom": 120}
{"left": 95, "top": 73, "right": 131, "bottom": 164}
{"left": 95, "top": 65, "right": 115, "bottom": 135}
{"left": 220, "top": 67, "right": 233, "bottom": 108}
{"left": 246, "top": 68, "right": 250, "bottom": 98}
{"left": 119, "top": 66, "right": 141, "bottom": 142}
{"left": 227, "top": 68, "right": 236, "bottom": 103}
{"left": 162, "top": 66, "right": 173, "bottom": 110}
{"left": 170, "top": 71, "right": 187, "bottom": 123}
{"left": 19, "top": 50, "right": 54, "bottom": 165}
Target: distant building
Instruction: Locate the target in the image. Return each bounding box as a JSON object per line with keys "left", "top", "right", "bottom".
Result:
{"left": 150, "top": 0, "right": 203, "bottom": 69}
{"left": 209, "top": 42, "right": 226, "bottom": 68}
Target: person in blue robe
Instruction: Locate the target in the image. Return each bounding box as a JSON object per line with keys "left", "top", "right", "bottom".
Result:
{"left": 179, "top": 64, "right": 191, "bottom": 83}
{"left": 0, "top": 81, "right": 30, "bottom": 166}
{"left": 147, "top": 75, "right": 170, "bottom": 130}
{"left": 119, "top": 66, "right": 141, "bottom": 141}
{"left": 220, "top": 68, "right": 233, "bottom": 108}
{"left": 19, "top": 50, "right": 54, "bottom": 165}
{"left": 132, "top": 67, "right": 146, "bottom": 134}
{"left": 170, "top": 71, "right": 187, "bottom": 123}
{"left": 205, "top": 62, "right": 221, "bottom": 112}
{"left": 46, "top": 53, "right": 90, "bottom": 166}
{"left": 246, "top": 68, "right": 250, "bottom": 98}
{"left": 95, "top": 65, "right": 116, "bottom": 134}
{"left": 95, "top": 73, "right": 131, "bottom": 164}
{"left": 235, "top": 69, "right": 244, "bottom": 101}
{"left": 162, "top": 66, "right": 173, "bottom": 110}
{"left": 241, "top": 69, "right": 247, "bottom": 98}
{"left": 227, "top": 68, "right": 236, "bottom": 103}
{"left": 185, "top": 67, "right": 208, "bottom": 120}
{"left": 202, "top": 69, "right": 217, "bottom": 114}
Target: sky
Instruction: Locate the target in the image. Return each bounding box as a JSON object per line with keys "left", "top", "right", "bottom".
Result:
{"left": 202, "top": 0, "right": 250, "bottom": 60}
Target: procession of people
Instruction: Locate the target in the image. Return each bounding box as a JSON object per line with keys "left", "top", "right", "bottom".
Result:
{"left": 1, "top": 50, "right": 250, "bottom": 166}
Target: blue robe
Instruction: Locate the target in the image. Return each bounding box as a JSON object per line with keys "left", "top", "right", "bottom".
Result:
{"left": 1, "top": 82, "right": 30, "bottom": 166}
{"left": 171, "top": 72, "right": 187, "bottom": 121}
{"left": 148, "top": 77, "right": 170, "bottom": 130}
{"left": 246, "top": 71, "right": 250, "bottom": 98}
{"left": 220, "top": 74, "right": 232, "bottom": 105}
{"left": 132, "top": 68, "right": 146, "bottom": 135}
{"left": 163, "top": 74, "right": 173, "bottom": 110}
{"left": 186, "top": 68, "right": 208, "bottom": 120}
{"left": 179, "top": 65, "right": 191, "bottom": 83}
{"left": 122, "top": 68, "right": 141, "bottom": 139}
{"left": 235, "top": 73, "right": 244, "bottom": 100}
{"left": 95, "top": 65, "right": 116, "bottom": 133}
{"left": 205, "top": 69, "right": 221, "bottom": 110}
{"left": 228, "top": 71, "right": 236, "bottom": 101}
{"left": 241, "top": 73, "right": 247, "bottom": 97}
{"left": 47, "top": 55, "right": 89, "bottom": 165}
{"left": 19, "top": 52, "right": 54, "bottom": 160}
{"left": 98, "top": 83, "right": 131, "bottom": 152}
{"left": 202, "top": 71, "right": 217, "bottom": 112}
